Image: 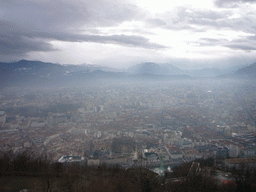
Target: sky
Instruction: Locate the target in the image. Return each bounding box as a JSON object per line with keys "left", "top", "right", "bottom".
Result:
{"left": 1, "top": 0, "right": 256, "bottom": 69}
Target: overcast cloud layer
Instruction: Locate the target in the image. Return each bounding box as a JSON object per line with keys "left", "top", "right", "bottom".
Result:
{"left": 1, "top": 0, "right": 256, "bottom": 69}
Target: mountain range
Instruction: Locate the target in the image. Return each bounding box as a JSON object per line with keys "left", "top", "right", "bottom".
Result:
{"left": 126, "top": 62, "right": 228, "bottom": 77}
{"left": 232, "top": 62, "right": 256, "bottom": 78}
{"left": 0, "top": 60, "right": 255, "bottom": 88}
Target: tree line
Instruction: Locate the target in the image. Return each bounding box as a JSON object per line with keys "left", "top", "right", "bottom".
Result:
{"left": 1, "top": 151, "right": 256, "bottom": 191}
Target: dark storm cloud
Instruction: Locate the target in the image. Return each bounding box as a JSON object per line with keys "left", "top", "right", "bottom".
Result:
{"left": 0, "top": 0, "right": 164, "bottom": 59}
{"left": 198, "top": 37, "right": 256, "bottom": 52}
{"left": 0, "top": 0, "right": 141, "bottom": 30}
{"left": 0, "top": 34, "right": 55, "bottom": 55}
{"left": 225, "top": 44, "right": 256, "bottom": 51}
{"left": 197, "top": 38, "right": 228, "bottom": 47}
{"left": 34, "top": 32, "right": 166, "bottom": 49}
{"left": 0, "top": 20, "right": 57, "bottom": 56}
{"left": 199, "top": 36, "right": 256, "bottom": 51}
{"left": 215, "top": 0, "right": 256, "bottom": 7}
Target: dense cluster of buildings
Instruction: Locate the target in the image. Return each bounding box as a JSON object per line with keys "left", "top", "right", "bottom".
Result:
{"left": 1, "top": 80, "right": 256, "bottom": 169}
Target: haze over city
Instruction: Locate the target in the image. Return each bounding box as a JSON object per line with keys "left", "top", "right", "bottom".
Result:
{"left": 2, "top": 1, "right": 256, "bottom": 191}
{"left": 1, "top": 0, "right": 256, "bottom": 69}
